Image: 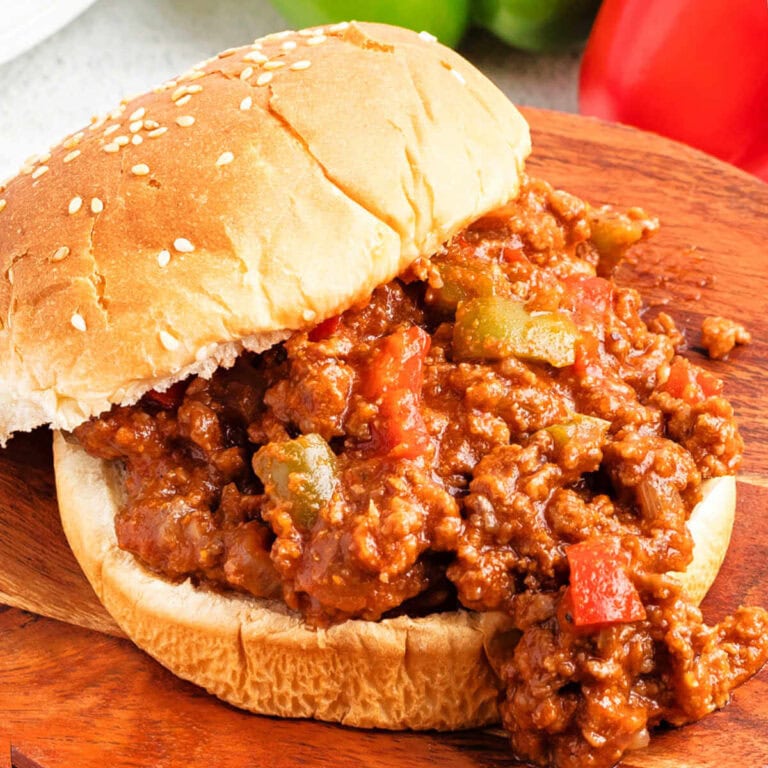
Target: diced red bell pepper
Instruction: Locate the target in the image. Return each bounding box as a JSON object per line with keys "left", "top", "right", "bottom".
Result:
{"left": 363, "top": 326, "right": 431, "bottom": 459}
{"left": 565, "top": 538, "right": 646, "bottom": 628}
{"left": 374, "top": 389, "right": 432, "bottom": 460}
{"left": 572, "top": 333, "right": 602, "bottom": 380}
{"left": 144, "top": 381, "right": 188, "bottom": 410}
{"left": 308, "top": 314, "right": 342, "bottom": 342}
{"left": 363, "top": 326, "right": 431, "bottom": 399}
{"left": 659, "top": 357, "right": 723, "bottom": 405}
{"left": 561, "top": 275, "right": 613, "bottom": 328}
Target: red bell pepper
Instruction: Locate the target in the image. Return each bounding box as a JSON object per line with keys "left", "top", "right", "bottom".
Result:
{"left": 561, "top": 275, "right": 613, "bottom": 328}
{"left": 143, "top": 380, "right": 188, "bottom": 410}
{"left": 363, "top": 326, "right": 431, "bottom": 459}
{"left": 565, "top": 537, "right": 646, "bottom": 628}
{"left": 308, "top": 314, "right": 342, "bottom": 342}
{"left": 561, "top": 275, "right": 613, "bottom": 380}
{"left": 579, "top": 0, "right": 768, "bottom": 182}
{"left": 659, "top": 357, "right": 723, "bottom": 405}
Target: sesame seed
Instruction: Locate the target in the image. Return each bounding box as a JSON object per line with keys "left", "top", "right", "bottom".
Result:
{"left": 0, "top": 199, "right": 6, "bottom": 213}
{"left": 306, "top": 35, "right": 326, "bottom": 45}
{"left": 281, "top": 40, "right": 297, "bottom": 51}
{"left": 143, "top": 119, "right": 160, "bottom": 130}
{"left": 240, "top": 66, "right": 254, "bottom": 80}
{"left": 51, "top": 246, "right": 69, "bottom": 262}
{"left": 103, "top": 143, "right": 120, "bottom": 153}
{"left": 132, "top": 135, "right": 143, "bottom": 145}
{"left": 328, "top": 21, "right": 349, "bottom": 32}
{"left": 290, "top": 60, "right": 311, "bottom": 71}
{"left": 185, "top": 70, "right": 205, "bottom": 81}
{"left": 240, "top": 96, "right": 253, "bottom": 111}
{"left": 20, "top": 165, "right": 35, "bottom": 175}
{"left": 173, "top": 237, "right": 195, "bottom": 253}
{"left": 302, "top": 308, "right": 317, "bottom": 322}
{"left": 70, "top": 313, "right": 87, "bottom": 332}
{"left": 129, "top": 120, "right": 144, "bottom": 133}
{"left": 449, "top": 68, "right": 466, "bottom": 85}
{"left": 89, "top": 115, "right": 107, "bottom": 131}
{"left": 115, "top": 135, "right": 130, "bottom": 146}
{"left": 186, "top": 84, "right": 203, "bottom": 94}
{"left": 298, "top": 28, "right": 318, "bottom": 37}
{"left": 216, "top": 151, "right": 234, "bottom": 167}
{"left": 176, "top": 94, "right": 192, "bottom": 107}
{"left": 39, "top": 152, "right": 51, "bottom": 163}
{"left": 243, "top": 51, "right": 268, "bottom": 63}
{"left": 104, "top": 124, "right": 120, "bottom": 136}
{"left": 63, "top": 150, "right": 81, "bottom": 163}
{"left": 68, "top": 196, "right": 83, "bottom": 214}
{"left": 90, "top": 197, "right": 104, "bottom": 214}
{"left": 131, "top": 163, "right": 150, "bottom": 176}
{"left": 256, "top": 72, "right": 273, "bottom": 86}
{"left": 419, "top": 30, "right": 437, "bottom": 42}
{"left": 63, "top": 132, "right": 84, "bottom": 149}
{"left": 171, "top": 86, "right": 188, "bottom": 101}
{"left": 130, "top": 107, "right": 146, "bottom": 121}
{"left": 32, "top": 165, "right": 49, "bottom": 179}
{"left": 218, "top": 47, "right": 239, "bottom": 58}
{"left": 24, "top": 153, "right": 40, "bottom": 166}
{"left": 159, "top": 330, "right": 180, "bottom": 351}
{"left": 157, "top": 249, "right": 171, "bottom": 267}
{"left": 264, "top": 60, "right": 286, "bottom": 70}
{"left": 148, "top": 126, "right": 168, "bottom": 138}
{"left": 176, "top": 115, "right": 195, "bottom": 127}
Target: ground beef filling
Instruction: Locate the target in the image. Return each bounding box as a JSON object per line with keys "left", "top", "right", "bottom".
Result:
{"left": 74, "top": 177, "right": 768, "bottom": 768}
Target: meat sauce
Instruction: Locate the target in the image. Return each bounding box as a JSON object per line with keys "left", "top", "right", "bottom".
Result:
{"left": 74, "top": 177, "right": 768, "bottom": 768}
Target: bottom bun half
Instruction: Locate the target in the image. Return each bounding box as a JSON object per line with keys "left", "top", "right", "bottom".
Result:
{"left": 52, "top": 430, "right": 735, "bottom": 730}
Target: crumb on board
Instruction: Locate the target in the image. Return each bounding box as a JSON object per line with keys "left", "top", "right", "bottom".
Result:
{"left": 701, "top": 316, "right": 751, "bottom": 360}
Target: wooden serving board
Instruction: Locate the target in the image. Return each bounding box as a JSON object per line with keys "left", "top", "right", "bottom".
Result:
{"left": 2, "top": 108, "right": 768, "bottom": 768}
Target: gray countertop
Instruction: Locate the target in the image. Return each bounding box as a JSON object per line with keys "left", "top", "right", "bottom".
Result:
{"left": 0, "top": 0, "right": 581, "bottom": 181}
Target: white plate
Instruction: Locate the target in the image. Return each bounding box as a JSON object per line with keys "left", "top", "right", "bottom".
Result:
{"left": 0, "top": 0, "right": 99, "bottom": 66}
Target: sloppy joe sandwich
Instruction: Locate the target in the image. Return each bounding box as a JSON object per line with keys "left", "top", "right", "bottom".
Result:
{"left": 1, "top": 22, "right": 765, "bottom": 768}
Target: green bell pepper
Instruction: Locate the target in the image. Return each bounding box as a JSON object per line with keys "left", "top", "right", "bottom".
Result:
{"left": 545, "top": 414, "right": 610, "bottom": 450}
{"left": 453, "top": 296, "right": 579, "bottom": 367}
{"left": 253, "top": 433, "right": 338, "bottom": 529}
{"left": 426, "top": 263, "right": 501, "bottom": 314}
{"left": 473, "top": 0, "right": 601, "bottom": 52}
{"left": 268, "top": 0, "right": 472, "bottom": 49}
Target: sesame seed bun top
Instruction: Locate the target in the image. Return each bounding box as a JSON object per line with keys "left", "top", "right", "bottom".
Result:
{"left": 0, "top": 22, "right": 530, "bottom": 445}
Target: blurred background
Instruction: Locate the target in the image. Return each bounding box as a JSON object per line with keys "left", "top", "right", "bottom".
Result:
{"left": 0, "top": 0, "right": 766, "bottom": 182}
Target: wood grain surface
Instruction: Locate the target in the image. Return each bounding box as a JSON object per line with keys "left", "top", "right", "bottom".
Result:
{"left": 2, "top": 108, "right": 768, "bottom": 768}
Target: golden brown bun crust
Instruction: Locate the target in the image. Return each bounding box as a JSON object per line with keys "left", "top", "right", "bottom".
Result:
{"left": 0, "top": 22, "right": 530, "bottom": 445}
{"left": 52, "top": 431, "right": 735, "bottom": 730}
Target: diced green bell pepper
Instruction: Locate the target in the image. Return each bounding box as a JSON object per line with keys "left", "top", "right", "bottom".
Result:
{"left": 426, "top": 263, "right": 500, "bottom": 313}
{"left": 453, "top": 296, "right": 579, "bottom": 367}
{"left": 546, "top": 414, "right": 610, "bottom": 449}
{"left": 253, "top": 433, "right": 338, "bottom": 529}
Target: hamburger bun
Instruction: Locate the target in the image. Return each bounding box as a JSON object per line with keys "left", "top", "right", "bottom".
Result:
{"left": 1, "top": 19, "right": 740, "bottom": 736}
{"left": 0, "top": 22, "right": 530, "bottom": 446}
{"left": 52, "top": 430, "right": 735, "bottom": 729}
